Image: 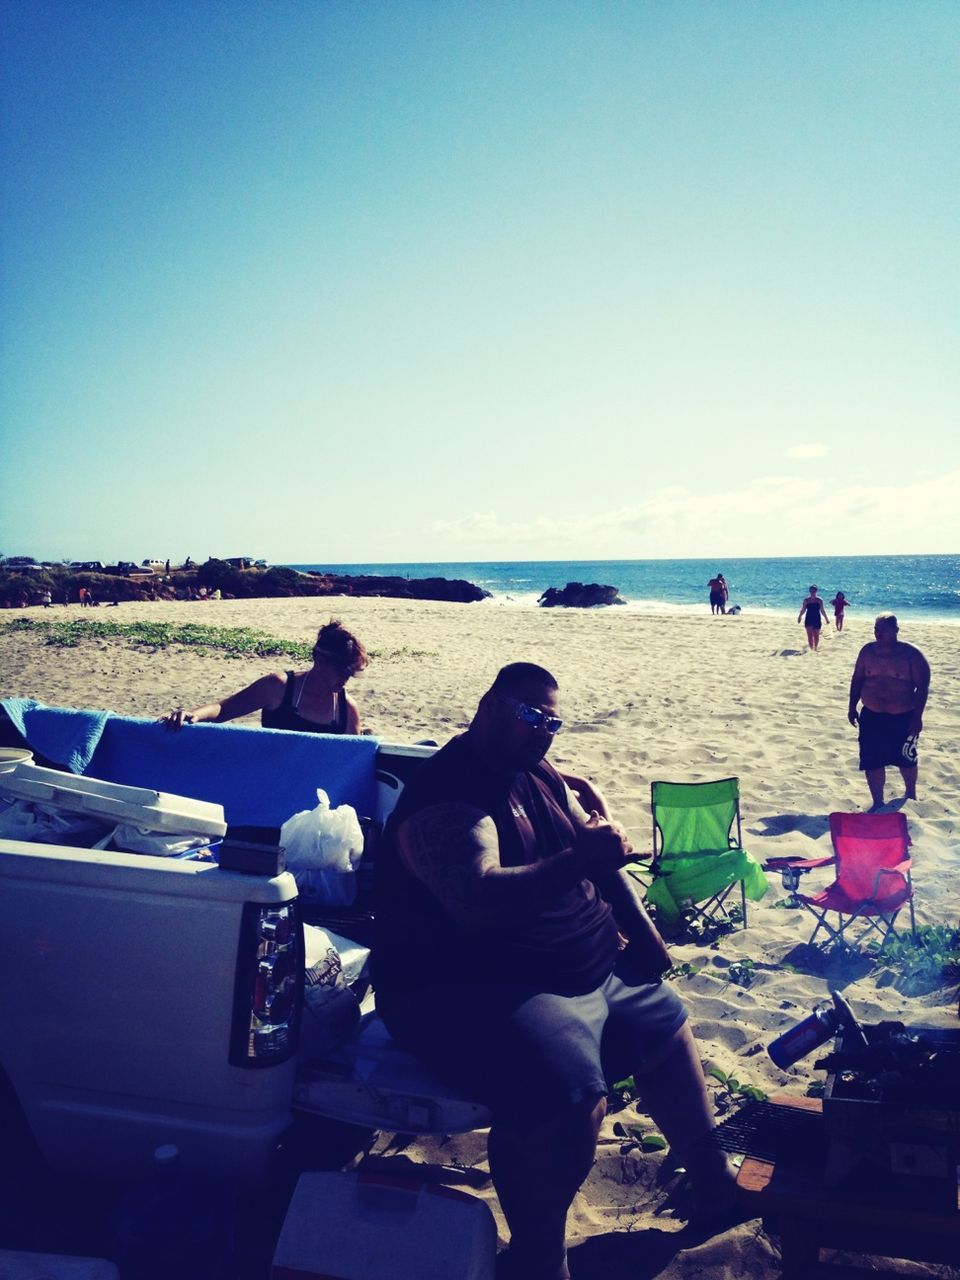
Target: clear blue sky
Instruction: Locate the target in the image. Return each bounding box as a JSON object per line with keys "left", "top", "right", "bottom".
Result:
{"left": 2, "top": 1, "right": 957, "bottom": 565}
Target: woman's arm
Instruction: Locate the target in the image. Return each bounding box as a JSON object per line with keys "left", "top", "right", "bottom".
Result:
{"left": 159, "top": 672, "right": 286, "bottom": 730}
{"left": 343, "top": 692, "right": 362, "bottom": 735}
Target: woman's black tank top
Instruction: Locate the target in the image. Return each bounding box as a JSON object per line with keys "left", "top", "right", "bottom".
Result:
{"left": 261, "top": 672, "right": 348, "bottom": 734}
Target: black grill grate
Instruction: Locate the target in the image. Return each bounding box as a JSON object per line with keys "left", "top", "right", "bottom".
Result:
{"left": 709, "top": 1100, "right": 823, "bottom": 1164}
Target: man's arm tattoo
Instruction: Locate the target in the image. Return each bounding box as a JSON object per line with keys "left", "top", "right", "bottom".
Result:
{"left": 398, "top": 800, "right": 589, "bottom": 923}
{"left": 398, "top": 803, "right": 499, "bottom": 923}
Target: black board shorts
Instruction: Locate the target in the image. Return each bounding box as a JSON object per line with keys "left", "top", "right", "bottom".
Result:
{"left": 858, "top": 706, "right": 916, "bottom": 771}
{"left": 379, "top": 957, "right": 688, "bottom": 1130}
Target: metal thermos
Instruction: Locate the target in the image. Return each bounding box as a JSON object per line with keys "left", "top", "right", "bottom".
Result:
{"left": 768, "top": 1006, "right": 840, "bottom": 1069}
{"left": 767, "top": 990, "right": 869, "bottom": 1069}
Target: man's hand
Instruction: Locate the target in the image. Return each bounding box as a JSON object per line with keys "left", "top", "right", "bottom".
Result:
{"left": 910, "top": 712, "right": 923, "bottom": 735}
{"left": 848, "top": 708, "right": 859, "bottom": 727}
{"left": 572, "top": 811, "right": 633, "bottom": 879}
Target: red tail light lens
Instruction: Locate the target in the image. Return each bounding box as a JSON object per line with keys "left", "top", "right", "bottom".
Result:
{"left": 230, "top": 901, "right": 303, "bottom": 1068}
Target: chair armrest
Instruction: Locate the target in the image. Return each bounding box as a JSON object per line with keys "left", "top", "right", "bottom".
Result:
{"left": 763, "top": 856, "right": 834, "bottom": 872}
{"left": 871, "top": 861, "right": 912, "bottom": 899}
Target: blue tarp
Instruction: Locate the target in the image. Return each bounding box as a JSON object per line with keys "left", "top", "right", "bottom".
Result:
{"left": 1, "top": 698, "right": 379, "bottom": 826}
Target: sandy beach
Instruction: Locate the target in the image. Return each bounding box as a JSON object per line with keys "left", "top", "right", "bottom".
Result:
{"left": 2, "top": 596, "right": 958, "bottom": 1278}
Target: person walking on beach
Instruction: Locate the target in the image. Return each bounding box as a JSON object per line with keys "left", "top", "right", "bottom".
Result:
{"left": 797, "top": 585, "right": 829, "bottom": 649}
{"left": 159, "top": 619, "right": 368, "bottom": 735}
{"left": 373, "top": 662, "right": 735, "bottom": 1280}
{"left": 848, "top": 614, "right": 930, "bottom": 809}
{"left": 707, "top": 573, "right": 727, "bottom": 615}
{"left": 829, "top": 591, "right": 849, "bottom": 632}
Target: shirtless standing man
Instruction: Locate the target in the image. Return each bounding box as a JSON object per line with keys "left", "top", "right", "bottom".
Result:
{"left": 848, "top": 614, "right": 931, "bottom": 809}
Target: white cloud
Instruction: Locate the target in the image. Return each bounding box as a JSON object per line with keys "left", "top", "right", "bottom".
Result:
{"left": 786, "top": 443, "right": 830, "bottom": 458}
{"left": 429, "top": 470, "right": 960, "bottom": 559}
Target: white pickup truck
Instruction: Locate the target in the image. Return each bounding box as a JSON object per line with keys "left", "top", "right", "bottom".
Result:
{"left": 0, "top": 708, "right": 490, "bottom": 1196}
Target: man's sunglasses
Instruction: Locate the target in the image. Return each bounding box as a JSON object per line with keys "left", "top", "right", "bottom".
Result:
{"left": 497, "top": 694, "right": 563, "bottom": 735}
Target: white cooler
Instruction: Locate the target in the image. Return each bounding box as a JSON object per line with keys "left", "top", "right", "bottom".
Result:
{"left": 0, "top": 763, "right": 226, "bottom": 853}
{"left": 270, "top": 1172, "right": 497, "bottom": 1280}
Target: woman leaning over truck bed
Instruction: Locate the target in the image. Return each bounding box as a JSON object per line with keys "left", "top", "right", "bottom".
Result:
{"left": 159, "top": 619, "right": 368, "bottom": 735}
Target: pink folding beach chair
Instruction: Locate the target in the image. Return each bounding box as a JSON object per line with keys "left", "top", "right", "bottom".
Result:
{"left": 794, "top": 811, "right": 916, "bottom": 951}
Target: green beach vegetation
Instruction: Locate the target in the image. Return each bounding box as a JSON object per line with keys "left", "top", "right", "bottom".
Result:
{"left": 0, "top": 618, "right": 435, "bottom": 664}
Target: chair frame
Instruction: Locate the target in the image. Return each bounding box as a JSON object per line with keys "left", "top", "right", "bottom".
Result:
{"left": 650, "top": 777, "right": 750, "bottom": 929}
{"left": 794, "top": 812, "right": 917, "bottom": 952}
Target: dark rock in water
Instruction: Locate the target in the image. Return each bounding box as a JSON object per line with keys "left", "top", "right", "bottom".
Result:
{"left": 307, "top": 573, "right": 490, "bottom": 603}
{"left": 538, "top": 582, "right": 625, "bottom": 608}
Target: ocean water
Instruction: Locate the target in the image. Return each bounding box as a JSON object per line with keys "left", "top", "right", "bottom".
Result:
{"left": 290, "top": 555, "right": 960, "bottom": 624}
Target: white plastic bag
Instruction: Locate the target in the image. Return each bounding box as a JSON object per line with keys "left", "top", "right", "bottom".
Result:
{"left": 299, "top": 923, "right": 367, "bottom": 1058}
{"left": 280, "top": 789, "right": 364, "bottom": 905}
{"left": 110, "top": 823, "right": 214, "bottom": 858}
{"left": 0, "top": 797, "right": 112, "bottom": 846}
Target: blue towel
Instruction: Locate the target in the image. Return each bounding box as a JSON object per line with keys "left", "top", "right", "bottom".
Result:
{"left": 86, "top": 715, "right": 380, "bottom": 827}
{"left": 1, "top": 698, "right": 111, "bottom": 774}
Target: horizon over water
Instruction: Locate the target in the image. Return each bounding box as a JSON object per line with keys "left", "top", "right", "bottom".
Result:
{"left": 290, "top": 554, "right": 960, "bottom": 624}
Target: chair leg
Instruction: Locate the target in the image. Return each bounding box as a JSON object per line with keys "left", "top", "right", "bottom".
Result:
{"left": 741, "top": 879, "right": 747, "bottom": 928}
{"left": 807, "top": 912, "right": 829, "bottom": 947}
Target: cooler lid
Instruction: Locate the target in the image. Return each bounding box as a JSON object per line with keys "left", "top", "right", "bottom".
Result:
{"left": 0, "top": 748, "right": 33, "bottom": 776}
{"left": 0, "top": 763, "right": 227, "bottom": 837}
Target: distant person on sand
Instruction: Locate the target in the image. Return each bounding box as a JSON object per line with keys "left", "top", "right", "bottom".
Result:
{"left": 707, "top": 573, "right": 727, "bottom": 615}
{"left": 373, "top": 662, "right": 735, "bottom": 1280}
{"left": 829, "top": 591, "right": 849, "bottom": 632}
{"left": 797, "top": 585, "right": 829, "bottom": 649}
{"left": 848, "top": 614, "right": 930, "bottom": 809}
{"left": 159, "top": 619, "right": 368, "bottom": 735}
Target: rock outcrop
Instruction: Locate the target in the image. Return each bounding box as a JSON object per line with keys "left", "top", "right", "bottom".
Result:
{"left": 538, "top": 582, "right": 625, "bottom": 608}
{"left": 308, "top": 573, "right": 490, "bottom": 603}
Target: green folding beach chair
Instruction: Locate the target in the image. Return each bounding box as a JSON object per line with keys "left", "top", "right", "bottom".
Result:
{"left": 644, "top": 778, "right": 768, "bottom": 929}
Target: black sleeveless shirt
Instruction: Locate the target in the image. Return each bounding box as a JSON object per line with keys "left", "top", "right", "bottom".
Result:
{"left": 261, "top": 673, "right": 348, "bottom": 734}
{"left": 372, "top": 734, "right": 620, "bottom": 1002}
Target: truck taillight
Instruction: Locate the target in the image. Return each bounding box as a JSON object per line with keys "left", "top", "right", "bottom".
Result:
{"left": 230, "top": 900, "right": 303, "bottom": 1068}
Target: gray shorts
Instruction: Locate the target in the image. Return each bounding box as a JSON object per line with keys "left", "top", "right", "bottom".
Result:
{"left": 379, "top": 958, "right": 688, "bottom": 1129}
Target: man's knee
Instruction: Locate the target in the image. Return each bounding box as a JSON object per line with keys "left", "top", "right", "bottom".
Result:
{"left": 495, "top": 1089, "right": 606, "bottom": 1145}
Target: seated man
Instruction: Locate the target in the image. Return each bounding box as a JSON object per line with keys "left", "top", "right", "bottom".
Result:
{"left": 372, "top": 662, "right": 734, "bottom": 1280}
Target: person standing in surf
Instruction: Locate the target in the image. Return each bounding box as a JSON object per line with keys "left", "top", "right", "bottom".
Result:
{"left": 707, "top": 574, "right": 727, "bottom": 616}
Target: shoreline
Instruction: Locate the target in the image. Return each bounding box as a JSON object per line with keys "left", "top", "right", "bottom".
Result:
{"left": 473, "top": 594, "right": 960, "bottom": 624}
